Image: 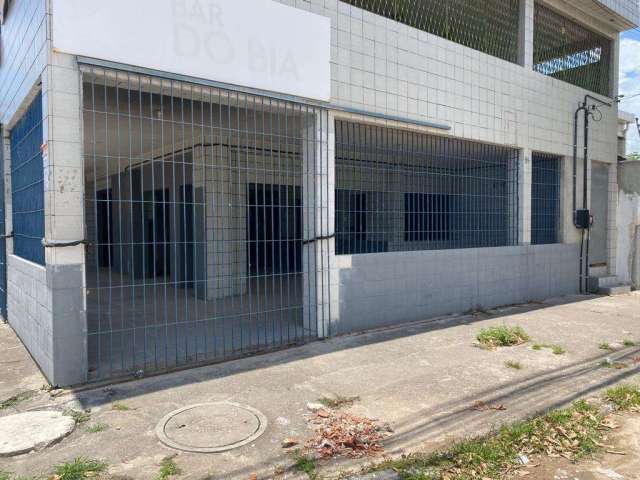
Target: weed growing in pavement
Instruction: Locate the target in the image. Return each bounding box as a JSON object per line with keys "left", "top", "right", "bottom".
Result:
{"left": 157, "top": 456, "right": 181, "bottom": 480}
{"left": 505, "top": 361, "right": 523, "bottom": 370}
{"left": 477, "top": 325, "right": 530, "bottom": 349}
{"left": 532, "top": 343, "right": 566, "bottom": 355}
{"left": 317, "top": 395, "right": 360, "bottom": 409}
{"left": 111, "top": 402, "right": 131, "bottom": 411}
{"left": 599, "top": 359, "right": 628, "bottom": 369}
{"left": 0, "top": 391, "right": 35, "bottom": 410}
{"left": 86, "top": 423, "right": 108, "bottom": 433}
{"left": 605, "top": 384, "right": 640, "bottom": 411}
{"left": 63, "top": 409, "right": 90, "bottom": 423}
{"left": 293, "top": 454, "right": 318, "bottom": 479}
{"left": 53, "top": 458, "right": 107, "bottom": 480}
{"left": 552, "top": 345, "right": 566, "bottom": 355}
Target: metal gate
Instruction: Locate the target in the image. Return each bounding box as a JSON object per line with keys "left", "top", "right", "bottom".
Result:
{"left": 0, "top": 125, "right": 6, "bottom": 319}
{"left": 82, "top": 67, "right": 331, "bottom": 381}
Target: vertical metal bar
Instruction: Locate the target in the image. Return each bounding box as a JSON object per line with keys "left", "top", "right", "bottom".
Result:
{"left": 150, "top": 75, "right": 159, "bottom": 371}
{"left": 126, "top": 71, "right": 135, "bottom": 373}
{"left": 89, "top": 68, "right": 101, "bottom": 380}
{"left": 223, "top": 92, "right": 235, "bottom": 353}
{"left": 251, "top": 93, "right": 258, "bottom": 349}
{"left": 102, "top": 69, "right": 114, "bottom": 377}
{"left": 206, "top": 86, "right": 214, "bottom": 359}
{"left": 233, "top": 91, "right": 242, "bottom": 353}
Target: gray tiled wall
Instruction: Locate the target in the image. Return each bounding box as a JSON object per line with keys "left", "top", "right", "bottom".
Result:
{"left": 335, "top": 244, "right": 580, "bottom": 334}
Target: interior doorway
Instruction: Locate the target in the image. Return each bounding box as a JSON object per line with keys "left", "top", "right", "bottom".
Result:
{"left": 247, "top": 183, "right": 302, "bottom": 276}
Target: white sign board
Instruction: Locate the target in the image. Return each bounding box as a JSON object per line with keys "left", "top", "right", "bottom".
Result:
{"left": 51, "top": 0, "right": 331, "bottom": 101}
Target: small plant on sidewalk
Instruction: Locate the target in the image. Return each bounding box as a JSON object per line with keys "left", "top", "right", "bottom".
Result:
{"left": 605, "top": 384, "right": 640, "bottom": 411}
{"left": 157, "top": 455, "right": 181, "bottom": 480}
{"left": 86, "top": 423, "right": 108, "bottom": 433}
{"left": 53, "top": 458, "right": 107, "bottom": 480}
{"left": 317, "top": 395, "right": 360, "bottom": 409}
{"left": 532, "top": 343, "right": 566, "bottom": 355}
{"left": 505, "top": 360, "right": 523, "bottom": 370}
{"left": 477, "top": 325, "right": 530, "bottom": 349}
{"left": 293, "top": 454, "right": 317, "bottom": 479}
{"left": 599, "top": 359, "right": 628, "bottom": 369}
{"left": 63, "top": 409, "right": 91, "bottom": 424}
{"left": 599, "top": 342, "right": 613, "bottom": 351}
{"left": 0, "top": 391, "right": 35, "bottom": 410}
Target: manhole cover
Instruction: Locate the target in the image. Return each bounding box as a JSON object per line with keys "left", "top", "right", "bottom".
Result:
{"left": 0, "top": 411, "right": 75, "bottom": 457}
{"left": 155, "top": 402, "right": 268, "bottom": 453}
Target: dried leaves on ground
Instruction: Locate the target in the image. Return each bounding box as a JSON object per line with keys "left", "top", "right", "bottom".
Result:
{"left": 471, "top": 400, "right": 507, "bottom": 412}
{"left": 303, "top": 408, "right": 390, "bottom": 459}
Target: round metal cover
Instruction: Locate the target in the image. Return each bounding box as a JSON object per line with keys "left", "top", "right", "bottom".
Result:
{"left": 155, "top": 402, "right": 268, "bottom": 453}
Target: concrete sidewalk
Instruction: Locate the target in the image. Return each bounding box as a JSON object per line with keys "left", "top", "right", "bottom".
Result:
{"left": 1, "top": 293, "right": 640, "bottom": 479}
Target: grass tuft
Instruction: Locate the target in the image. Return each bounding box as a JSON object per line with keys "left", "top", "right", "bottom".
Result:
{"left": 293, "top": 454, "right": 317, "bottom": 479}
{"left": 623, "top": 339, "right": 636, "bottom": 347}
{"left": 0, "top": 391, "right": 35, "bottom": 410}
{"left": 157, "top": 455, "right": 181, "bottom": 480}
{"left": 63, "top": 409, "right": 91, "bottom": 423}
{"left": 505, "top": 360, "right": 523, "bottom": 370}
{"left": 599, "top": 342, "right": 613, "bottom": 351}
{"left": 0, "top": 471, "right": 10, "bottom": 480}
{"left": 111, "top": 402, "right": 131, "bottom": 411}
{"left": 598, "top": 359, "right": 628, "bottom": 369}
{"left": 532, "top": 343, "right": 566, "bottom": 355}
{"left": 369, "top": 400, "right": 604, "bottom": 479}
{"left": 605, "top": 384, "right": 640, "bottom": 411}
{"left": 477, "top": 325, "right": 530, "bottom": 349}
{"left": 54, "top": 457, "right": 107, "bottom": 480}
{"left": 317, "top": 395, "right": 360, "bottom": 409}
{"left": 86, "top": 423, "right": 108, "bottom": 433}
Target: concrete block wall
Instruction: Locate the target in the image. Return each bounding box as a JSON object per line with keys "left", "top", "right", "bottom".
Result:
{"left": 6, "top": 254, "right": 52, "bottom": 378}
{"left": 335, "top": 244, "right": 580, "bottom": 335}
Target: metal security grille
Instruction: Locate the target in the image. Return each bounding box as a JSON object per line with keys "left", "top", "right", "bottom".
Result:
{"left": 531, "top": 152, "right": 561, "bottom": 245}
{"left": 339, "top": 0, "right": 521, "bottom": 63}
{"left": 10, "top": 92, "right": 45, "bottom": 265}
{"left": 533, "top": 2, "right": 612, "bottom": 97}
{"left": 335, "top": 121, "right": 519, "bottom": 255}
{"left": 0, "top": 126, "right": 6, "bottom": 318}
{"left": 82, "top": 67, "right": 330, "bottom": 381}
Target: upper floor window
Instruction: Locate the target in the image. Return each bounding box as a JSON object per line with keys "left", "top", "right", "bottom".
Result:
{"left": 339, "top": 0, "right": 521, "bottom": 64}
{"left": 533, "top": 2, "right": 612, "bottom": 97}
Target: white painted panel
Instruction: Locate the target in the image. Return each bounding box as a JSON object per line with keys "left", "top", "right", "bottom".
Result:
{"left": 51, "top": 0, "right": 331, "bottom": 101}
